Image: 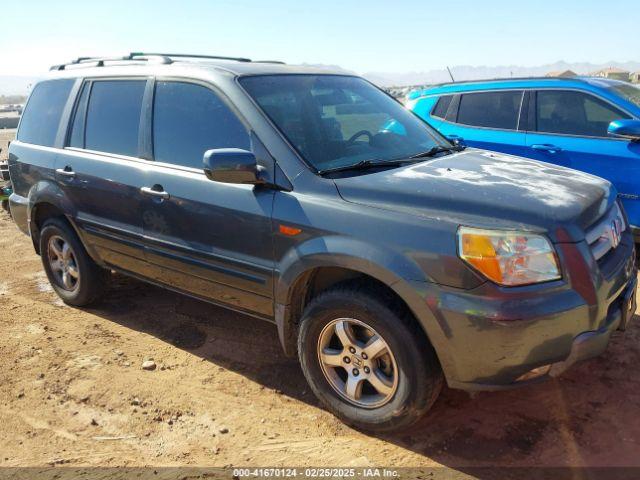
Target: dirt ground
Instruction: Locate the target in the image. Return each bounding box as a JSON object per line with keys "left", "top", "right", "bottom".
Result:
{"left": 1, "top": 189, "right": 640, "bottom": 475}
{"left": 0, "top": 129, "right": 15, "bottom": 161}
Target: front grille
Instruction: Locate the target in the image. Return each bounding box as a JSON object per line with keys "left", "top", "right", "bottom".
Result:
{"left": 585, "top": 202, "right": 626, "bottom": 261}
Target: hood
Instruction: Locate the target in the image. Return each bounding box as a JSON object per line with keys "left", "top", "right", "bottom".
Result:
{"left": 333, "top": 149, "right": 615, "bottom": 243}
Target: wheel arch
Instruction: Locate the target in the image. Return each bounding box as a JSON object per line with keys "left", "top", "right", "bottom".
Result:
{"left": 274, "top": 237, "right": 447, "bottom": 367}
{"left": 27, "top": 180, "right": 79, "bottom": 255}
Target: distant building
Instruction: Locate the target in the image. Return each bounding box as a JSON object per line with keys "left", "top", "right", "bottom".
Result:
{"left": 590, "top": 67, "right": 630, "bottom": 81}
{"left": 384, "top": 84, "right": 432, "bottom": 102}
{"left": 545, "top": 70, "right": 577, "bottom": 78}
{"left": 631, "top": 72, "right": 640, "bottom": 84}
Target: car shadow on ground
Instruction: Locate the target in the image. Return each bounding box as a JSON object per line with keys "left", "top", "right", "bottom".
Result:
{"left": 86, "top": 274, "right": 640, "bottom": 475}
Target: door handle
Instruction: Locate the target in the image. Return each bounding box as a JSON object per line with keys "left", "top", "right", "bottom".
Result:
{"left": 140, "top": 186, "right": 170, "bottom": 199}
{"left": 56, "top": 167, "right": 76, "bottom": 177}
{"left": 531, "top": 144, "right": 563, "bottom": 153}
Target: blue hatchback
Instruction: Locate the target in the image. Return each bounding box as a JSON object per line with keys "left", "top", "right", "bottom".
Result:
{"left": 408, "top": 77, "right": 640, "bottom": 240}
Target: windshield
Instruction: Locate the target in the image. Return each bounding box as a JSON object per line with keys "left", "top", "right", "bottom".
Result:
{"left": 608, "top": 83, "right": 640, "bottom": 108}
{"left": 240, "top": 75, "right": 449, "bottom": 172}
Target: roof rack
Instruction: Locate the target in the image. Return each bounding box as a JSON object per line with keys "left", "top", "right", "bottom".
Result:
{"left": 50, "top": 53, "right": 173, "bottom": 71}
{"left": 50, "top": 52, "right": 285, "bottom": 71}
{"left": 426, "top": 75, "right": 590, "bottom": 88}
{"left": 131, "top": 52, "right": 252, "bottom": 63}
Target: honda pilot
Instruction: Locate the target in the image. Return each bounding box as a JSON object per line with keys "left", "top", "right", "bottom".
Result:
{"left": 7, "top": 53, "right": 637, "bottom": 432}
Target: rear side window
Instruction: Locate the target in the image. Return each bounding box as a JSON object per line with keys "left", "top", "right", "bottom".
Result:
{"left": 152, "top": 81, "right": 250, "bottom": 169}
{"left": 17, "top": 79, "right": 74, "bottom": 147}
{"left": 457, "top": 90, "right": 523, "bottom": 130}
{"left": 536, "top": 90, "right": 630, "bottom": 137}
{"left": 431, "top": 95, "right": 452, "bottom": 119}
{"left": 85, "top": 80, "right": 146, "bottom": 157}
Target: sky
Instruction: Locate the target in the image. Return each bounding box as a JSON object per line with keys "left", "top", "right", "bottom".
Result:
{"left": 1, "top": 0, "right": 639, "bottom": 76}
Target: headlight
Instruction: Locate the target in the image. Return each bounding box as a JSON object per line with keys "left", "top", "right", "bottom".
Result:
{"left": 457, "top": 227, "right": 561, "bottom": 286}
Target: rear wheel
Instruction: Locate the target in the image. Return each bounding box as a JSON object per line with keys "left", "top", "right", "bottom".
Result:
{"left": 39, "top": 218, "right": 108, "bottom": 306}
{"left": 298, "top": 284, "right": 443, "bottom": 432}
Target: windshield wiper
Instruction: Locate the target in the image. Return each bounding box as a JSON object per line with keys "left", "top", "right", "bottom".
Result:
{"left": 410, "top": 144, "right": 465, "bottom": 159}
{"left": 317, "top": 159, "right": 410, "bottom": 175}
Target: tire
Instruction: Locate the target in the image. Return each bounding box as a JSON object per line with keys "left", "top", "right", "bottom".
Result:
{"left": 298, "top": 283, "right": 443, "bottom": 432}
{"left": 39, "top": 217, "right": 108, "bottom": 306}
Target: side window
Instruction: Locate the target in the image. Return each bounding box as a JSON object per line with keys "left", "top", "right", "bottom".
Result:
{"left": 17, "top": 79, "right": 74, "bottom": 147}
{"left": 431, "top": 95, "right": 453, "bottom": 119}
{"left": 457, "top": 90, "right": 523, "bottom": 130}
{"left": 536, "top": 90, "right": 630, "bottom": 137}
{"left": 153, "top": 81, "right": 250, "bottom": 169}
{"left": 85, "top": 80, "right": 146, "bottom": 157}
{"left": 69, "top": 82, "right": 90, "bottom": 148}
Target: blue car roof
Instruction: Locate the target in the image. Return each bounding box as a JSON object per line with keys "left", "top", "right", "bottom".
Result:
{"left": 407, "top": 77, "right": 630, "bottom": 100}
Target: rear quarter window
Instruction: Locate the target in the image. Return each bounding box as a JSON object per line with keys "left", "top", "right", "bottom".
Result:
{"left": 431, "top": 95, "right": 453, "bottom": 119}
{"left": 17, "top": 79, "right": 74, "bottom": 147}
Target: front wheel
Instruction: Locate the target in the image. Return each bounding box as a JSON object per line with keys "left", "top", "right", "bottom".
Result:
{"left": 298, "top": 284, "right": 443, "bottom": 432}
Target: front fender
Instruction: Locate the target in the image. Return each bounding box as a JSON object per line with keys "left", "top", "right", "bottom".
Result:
{"left": 275, "top": 234, "right": 428, "bottom": 305}
{"left": 275, "top": 234, "right": 459, "bottom": 377}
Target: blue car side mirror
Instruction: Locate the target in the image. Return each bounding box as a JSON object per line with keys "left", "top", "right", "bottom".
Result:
{"left": 608, "top": 119, "right": 640, "bottom": 141}
{"left": 447, "top": 134, "right": 466, "bottom": 147}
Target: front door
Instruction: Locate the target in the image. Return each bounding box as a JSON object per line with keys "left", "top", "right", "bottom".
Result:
{"left": 141, "top": 80, "right": 275, "bottom": 317}
{"left": 525, "top": 89, "right": 640, "bottom": 227}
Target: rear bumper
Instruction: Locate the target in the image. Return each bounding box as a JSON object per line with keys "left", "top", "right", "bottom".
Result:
{"left": 9, "top": 193, "right": 29, "bottom": 235}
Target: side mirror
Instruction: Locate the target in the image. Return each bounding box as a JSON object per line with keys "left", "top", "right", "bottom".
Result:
{"left": 203, "top": 148, "right": 265, "bottom": 185}
{"left": 608, "top": 119, "right": 640, "bottom": 141}
{"left": 447, "top": 134, "right": 465, "bottom": 147}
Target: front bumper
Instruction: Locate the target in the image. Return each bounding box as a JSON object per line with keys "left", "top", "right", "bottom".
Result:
{"left": 411, "top": 229, "right": 637, "bottom": 391}
{"left": 548, "top": 276, "right": 636, "bottom": 378}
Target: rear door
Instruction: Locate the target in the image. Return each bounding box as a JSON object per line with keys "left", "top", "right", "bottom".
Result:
{"left": 56, "top": 78, "right": 153, "bottom": 276}
{"left": 525, "top": 89, "right": 640, "bottom": 227}
{"left": 140, "top": 80, "right": 275, "bottom": 317}
{"left": 435, "top": 90, "right": 530, "bottom": 157}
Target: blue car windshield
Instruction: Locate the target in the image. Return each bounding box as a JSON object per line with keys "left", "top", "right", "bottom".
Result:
{"left": 608, "top": 83, "right": 640, "bottom": 108}
{"left": 240, "top": 75, "right": 449, "bottom": 172}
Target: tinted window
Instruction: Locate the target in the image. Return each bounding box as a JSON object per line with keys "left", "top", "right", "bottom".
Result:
{"left": 536, "top": 90, "right": 630, "bottom": 137}
{"left": 153, "top": 81, "right": 250, "bottom": 169}
{"left": 17, "top": 79, "right": 74, "bottom": 147}
{"left": 608, "top": 83, "right": 640, "bottom": 108}
{"left": 457, "top": 90, "right": 523, "bottom": 129}
{"left": 85, "top": 80, "right": 146, "bottom": 156}
{"left": 241, "top": 75, "right": 446, "bottom": 172}
{"left": 69, "top": 82, "right": 89, "bottom": 148}
{"left": 432, "top": 95, "right": 452, "bottom": 119}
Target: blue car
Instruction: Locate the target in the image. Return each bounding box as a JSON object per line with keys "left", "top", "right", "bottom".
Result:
{"left": 407, "top": 77, "right": 640, "bottom": 241}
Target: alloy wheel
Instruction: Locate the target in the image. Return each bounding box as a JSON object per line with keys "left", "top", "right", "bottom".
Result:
{"left": 317, "top": 317, "right": 398, "bottom": 408}
{"left": 47, "top": 235, "right": 80, "bottom": 291}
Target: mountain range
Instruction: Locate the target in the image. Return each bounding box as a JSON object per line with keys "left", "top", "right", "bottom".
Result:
{"left": 1, "top": 61, "right": 639, "bottom": 95}
{"left": 363, "top": 61, "right": 640, "bottom": 87}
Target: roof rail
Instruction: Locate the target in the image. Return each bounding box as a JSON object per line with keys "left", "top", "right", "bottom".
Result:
{"left": 50, "top": 53, "right": 172, "bottom": 71}
{"left": 50, "top": 52, "right": 286, "bottom": 71}
{"left": 425, "top": 75, "right": 590, "bottom": 88}
{"left": 130, "top": 52, "right": 253, "bottom": 63}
